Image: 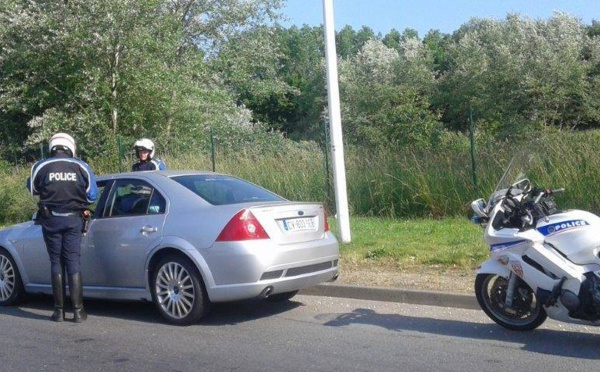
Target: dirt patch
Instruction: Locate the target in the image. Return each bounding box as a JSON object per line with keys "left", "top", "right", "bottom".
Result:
{"left": 335, "top": 260, "right": 476, "bottom": 294}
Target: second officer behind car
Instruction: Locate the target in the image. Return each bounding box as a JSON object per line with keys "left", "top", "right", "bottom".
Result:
{"left": 131, "top": 138, "right": 167, "bottom": 171}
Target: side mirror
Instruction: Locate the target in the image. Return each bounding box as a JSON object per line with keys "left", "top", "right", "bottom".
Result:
{"left": 471, "top": 198, "right": 488, "bottom": 218}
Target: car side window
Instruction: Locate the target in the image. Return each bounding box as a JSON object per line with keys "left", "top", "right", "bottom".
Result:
{"left": 90, "top": 180, "right": 109, "bottom": 218}
{"left": 104, "top": 179, "right": 166, "bottom": 217}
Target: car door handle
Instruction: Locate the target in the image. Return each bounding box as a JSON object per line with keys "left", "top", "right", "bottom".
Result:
{"left": 141, "top": 226, "right": 158, "bottom": 234}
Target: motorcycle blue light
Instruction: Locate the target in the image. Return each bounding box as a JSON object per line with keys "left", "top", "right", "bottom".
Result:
{"left": 471, "top": 215, "right": 482, "bottom": 224}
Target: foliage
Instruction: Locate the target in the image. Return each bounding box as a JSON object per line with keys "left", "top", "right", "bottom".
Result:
{"left": 3, "top": 5, "right": 600, "bottom": 229}
{"left": 266, "top": 25, "right": 328, "bottom": 139}
{"left": 5, "top": 130, "right": 600, "bottom": 226}
{"left": 339, "top": 38, "right": 442, "bottom": 148}
{"left": 0, "top": 0, "right": 284, "bottom": 159}
{"left": 437, "top": 13, "right": 600, "bottom": 138}
{"left": 0, "top": 165, "right": 37, "bottom": 225}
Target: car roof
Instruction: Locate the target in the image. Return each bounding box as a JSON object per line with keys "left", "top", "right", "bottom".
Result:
{"left": 96, "top": 170, "right": 226, "bottom": 182}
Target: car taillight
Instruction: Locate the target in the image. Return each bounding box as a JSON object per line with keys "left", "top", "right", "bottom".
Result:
{"left": 324, "top": 210, "right": 330, "bottom": 232}
{"left": 216, "top": 209, "right": 270, "bottom": 241}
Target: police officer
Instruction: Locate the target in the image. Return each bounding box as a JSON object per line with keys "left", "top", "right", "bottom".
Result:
{"left": 27, "top": 133, "right": 98, "bottom": 323}
{"left": 131, "top": 138, "right": 167, "bottom": 171}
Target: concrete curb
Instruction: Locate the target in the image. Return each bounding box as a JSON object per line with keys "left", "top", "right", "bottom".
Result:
{"left": 300, "top": 283, "right": 479, "bottom": 310}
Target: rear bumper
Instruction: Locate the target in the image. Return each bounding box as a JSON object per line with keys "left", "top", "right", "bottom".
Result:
{"left": 207, "top": 264, "right": 339, "bottom": 302}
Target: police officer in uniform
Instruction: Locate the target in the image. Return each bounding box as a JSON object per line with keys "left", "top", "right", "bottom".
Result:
{"left": 131, "top": 138, "right": 167, "bottom": 171}
{"left": 27, "top": 133, "right": 98, "bottom": 322}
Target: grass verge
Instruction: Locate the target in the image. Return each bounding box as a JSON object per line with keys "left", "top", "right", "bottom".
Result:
{"left": 329, "top": 216, "right": 489, "bottom": 274}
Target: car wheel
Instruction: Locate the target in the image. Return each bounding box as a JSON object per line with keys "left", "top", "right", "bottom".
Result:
{"left": 151, "top": 255, "right": 209, "bottom": 325}
{"left": 0, "top": 248, "right": 25, "bottom": 306}
{"left": 266, "top": 290, "right": 299, "bottom": 302}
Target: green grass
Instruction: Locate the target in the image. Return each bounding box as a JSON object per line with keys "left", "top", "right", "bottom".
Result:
{"left": 329, "top": 216, "right": 489, "bottom": 271}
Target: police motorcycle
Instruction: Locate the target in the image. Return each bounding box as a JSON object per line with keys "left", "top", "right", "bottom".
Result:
{"left": 471, "top": 152, "right": 600, "bottom": 331}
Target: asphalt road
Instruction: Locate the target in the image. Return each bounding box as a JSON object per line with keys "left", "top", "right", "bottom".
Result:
{"left": 1, "top": 293, "right": 600, "bottom": 372}
{"left": 302, "top": 282, "right": 479, "bottom": 309}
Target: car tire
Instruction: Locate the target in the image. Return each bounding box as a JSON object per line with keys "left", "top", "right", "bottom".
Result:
{"left": 0, "top": 248, "right": 25, "bottom": 306}
{"left": 151, "top": 255, "right": 210, "bottom": 325}
{"left": 266, "top": 290, "right": 299, "bottom": 302}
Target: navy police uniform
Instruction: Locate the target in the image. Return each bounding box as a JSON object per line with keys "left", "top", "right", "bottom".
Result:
{"left": 28, "top": 152, "right": 98, "bottom": 276}
{"left": 131, "top": 158, "right": 167, "bottom": 172}
{"left": 27, "top": 133, "right": 97, "bottom": 322}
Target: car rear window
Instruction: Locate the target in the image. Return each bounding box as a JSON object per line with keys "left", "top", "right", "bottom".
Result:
{"left": 171, "top": 175, "right": 285, "bottom": 205}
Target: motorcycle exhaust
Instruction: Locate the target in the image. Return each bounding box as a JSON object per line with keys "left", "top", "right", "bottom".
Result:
{"left": 560, "top": 290, "right": 580, "bottom": 311}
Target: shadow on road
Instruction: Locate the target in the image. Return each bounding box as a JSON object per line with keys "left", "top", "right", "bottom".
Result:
{"left": 202, "top": 300, "right": 302, "bottom": 326}
{"left": 0, "top": 294, "right": 302, "bottom": 326}
{"left": 319, "top": 307, "right": 600, "bottom": 360}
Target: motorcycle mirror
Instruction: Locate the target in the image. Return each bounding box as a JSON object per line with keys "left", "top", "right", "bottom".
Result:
{"left": 471, "top": 198, "right": 488, "bottom": 217}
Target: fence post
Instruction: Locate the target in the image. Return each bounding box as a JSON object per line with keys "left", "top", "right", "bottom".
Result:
{"left": 323, "top": 119, "right": 331, "bottom": 207}
{"left": 469, "top": 106, "right": 477, "bottom": 189}
{"left": 210, "top": 128, "right": 215, "bottom": 172}
{"left": 117, "top": 136, "right": 123, "bottom": 172}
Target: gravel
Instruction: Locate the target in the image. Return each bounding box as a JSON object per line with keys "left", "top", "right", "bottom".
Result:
{"left": 335, "top": 262, "right": 475, "bottom": 294}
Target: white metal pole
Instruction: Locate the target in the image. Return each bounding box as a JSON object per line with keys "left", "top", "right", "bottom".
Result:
{"left": 322, "top": 0, "right": 351, "bottom": 242}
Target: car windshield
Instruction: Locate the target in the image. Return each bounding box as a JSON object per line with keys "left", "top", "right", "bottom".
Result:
{"left": 171, "top": 174, "right": 285, "bottom": 205}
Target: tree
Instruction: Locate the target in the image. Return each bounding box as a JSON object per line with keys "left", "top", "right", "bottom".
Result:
{"left": 422, "top": 29, "right": 452, "bottom": 74}
{"left": 436, "top": 13, "right": 600, "bottom": 138}
{"left": 0, "top": 0, "right": 285, "bottom": 159}
{"left": 242, "top": 25, "right": 328, "bottom": 141}
{"left": 339, "top": 38, "right": 441, "bottom": 148}
{"left": 382, "top": 29, "right": 402, "bottom": 51}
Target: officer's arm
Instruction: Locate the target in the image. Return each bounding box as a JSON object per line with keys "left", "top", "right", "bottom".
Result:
{"left": 27, "top": 161, "right": 42, "bottom": 196}
{"left": 151, "top": 159, "right": 166, "bottom": 171}
{"left": 80, "top": 161, "right": 99, "bottom": 203}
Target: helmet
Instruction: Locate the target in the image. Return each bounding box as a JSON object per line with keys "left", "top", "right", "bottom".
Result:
{"left": 49, "top": 133, "right": 76, "bottom": 157}
{"left": 133, "top": 138, "right": 155, "bottom": 158}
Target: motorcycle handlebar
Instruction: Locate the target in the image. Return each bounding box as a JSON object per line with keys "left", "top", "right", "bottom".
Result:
{"left": 533, "top": 187, "right": 565, "bottom": 205}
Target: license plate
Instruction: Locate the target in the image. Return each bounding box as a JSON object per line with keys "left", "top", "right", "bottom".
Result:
{"left": 281, "top": 217, "right": 316, "bottom": 232}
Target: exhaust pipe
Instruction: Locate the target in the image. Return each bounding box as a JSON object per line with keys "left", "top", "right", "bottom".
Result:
{"left": 327, "top": 273, "right": 339, "bottom": 282}
{"left": 259, "top": 286, "right": 274, "bottom": 298}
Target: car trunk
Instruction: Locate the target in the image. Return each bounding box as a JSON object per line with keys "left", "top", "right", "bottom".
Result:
{"left": 249, "top": 202, "right": 327, "bottom": 245}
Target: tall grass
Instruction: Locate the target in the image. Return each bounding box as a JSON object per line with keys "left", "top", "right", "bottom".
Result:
{"left": 3, "top": 130, "right": 600, "bottom": 225}
{"left": 0, "top": 162, "right": 37, "bottom": 224}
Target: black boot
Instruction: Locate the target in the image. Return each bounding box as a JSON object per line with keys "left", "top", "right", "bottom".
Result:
{"left": 68, "top": 272, "right": 87, "bottom": 323}
{"left": 50, "top": 273, "right": 65, "bottom": 322}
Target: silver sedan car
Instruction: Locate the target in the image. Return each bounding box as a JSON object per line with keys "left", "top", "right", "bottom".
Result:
{"left": 0, "top": 171, "right": 339, "bottom": 325}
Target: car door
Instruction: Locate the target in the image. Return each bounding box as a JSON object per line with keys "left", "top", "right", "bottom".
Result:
{"left": 81, "top": 178, "right": 167, "bottom": 290}
{"left": 14, "top": 222, "right": 52, "bottom": 286}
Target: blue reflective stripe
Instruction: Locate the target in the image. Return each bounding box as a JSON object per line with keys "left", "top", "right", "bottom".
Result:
{"left": 79, "top": 160, "right": 98, "bottom": 203}
{"left": 490, "top": 240, "right": 527, "bottom": 252}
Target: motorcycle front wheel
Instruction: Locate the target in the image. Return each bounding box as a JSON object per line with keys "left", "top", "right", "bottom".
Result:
{"left": 475, "top": 273, "right": 547, "bottom": 331}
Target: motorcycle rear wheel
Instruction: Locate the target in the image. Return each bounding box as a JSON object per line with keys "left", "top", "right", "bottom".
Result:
{"left": 475, "top": 273, "right": 547, "bottom": 331}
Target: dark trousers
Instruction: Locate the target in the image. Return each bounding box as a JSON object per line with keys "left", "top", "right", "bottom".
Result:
{"left": 42, "top": 215, "right": 83, "bottom": 275}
